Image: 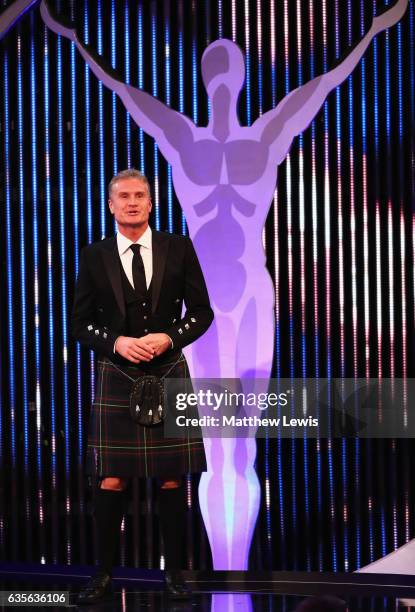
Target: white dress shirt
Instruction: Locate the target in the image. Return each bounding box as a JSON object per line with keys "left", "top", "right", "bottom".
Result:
{"left": 116, "top": 225, "right": 153, "bottom": 289}
{"left": 113, "top": 226, "right": 173, "bottom": 352}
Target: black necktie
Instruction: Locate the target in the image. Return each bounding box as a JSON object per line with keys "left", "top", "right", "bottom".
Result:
{"left": 130, "top": 244, "right": 147, "bottom": 297}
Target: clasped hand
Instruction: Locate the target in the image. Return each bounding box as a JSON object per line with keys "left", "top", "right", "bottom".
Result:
{"left": 115, "top": 333, "right": 171, "bottom": 363}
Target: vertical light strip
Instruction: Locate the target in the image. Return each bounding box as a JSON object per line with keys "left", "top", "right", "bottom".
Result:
{"left": 270, "top": 0, "right": 284, "bottom": 567}
{"left": 322, "top": 0, "right": 337, "bottom": 571}
{"left": 4, "top": 6, "right": 17, "bottom": 558}
{"left": 296, "top": 0, "right": 310, "bottom": 572}
{"left": 408, "top": 0, "right": 415, "bottom": 552}
{"left": 84, "top": 0, "right": 92, "bottom": 244}
{"left": 178, "top": 0, "right": 186, "bottom": 234}
{"left": 69, "top": 0, "right": 84, "bottom": 561}
{"left": 124, "top": 0, "right": 131, "bottom": 167}
{"left": 56, "top": 15, "right": 71, "bottom": 563}
{"left": 372, "top": 0, "right": 386, "bottom": 558}
{"left": 283, "top": 0, "right": 298, "bottom": 568}
{"left": 270, "top": 0, "right": 276, "bottom": 107}
{"left": 44, "top": 22, "right": 59, "bottom": 562}
{"left": 231, "top": 0, "right": 236, "bottom": 42}
{"left": 347, "top": 0, "right": 360, "bottom": 573}
{"left": 397, "top": 13, "right": 406, "bottom": 385}
{"left": 0, "top": 0, "right": 4, "bottom": 556}
{"left": 191, "top": 0, "right": 198, "bottom": 125}
{"left": 347, "top": 4, "right": 358, "bottom": 378}
{"left": 385, "top": 3, "right": 395, "bottom": 382}
{"left": 360, "top": 0, "right": 373, "bottom": 564}
{"left": 97, "top": 0, "right": 106, "bottom": 238}
{"left": 217, "top": 0, "right": 222, "bottom": 39}
{"left": 84, "top": 0, "right": 94, "bottom": 402}
{"left": 164, "top": 0, "right": 173, "bottom": 232}
{"left": 410, "top": 0, "right": 415, "bottom": 368}
{"left": 309, "top": 0, "right": 322, "bottom": 570}
{"left": 334, "top": 1, "right": 347, "bottom": 571}
{"left": 30, "top": 11, "right": 44, "bottom": 561}
{"left": 17, "top": 24, "right": 31, "bottom": 556}
{"left": 384, "top": 0, "right": 398, "bottom": 552}
{"left": 244, "top": 0, "right": 251, "bottom": 125}
{"left": 397, "top": 0, "right": 407, "bottom": 546}
{"left": 256, "top": 0, "right": 263, "bottom": 116}
{"left": 360, "top": 13, "right": 370, "bottom": 382}
{"left": 257, "top": 0, "right": 270, "bottom": 561}
{"left": 137, "top": 1, "right": 145, "bottom": 176}
{"left": 111, "top": 0, "right": 117, "bottom": 176}
{"left": 151, "top": 0, "right": 160, "bottom": 230}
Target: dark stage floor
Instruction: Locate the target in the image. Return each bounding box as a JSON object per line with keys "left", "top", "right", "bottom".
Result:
{"left": 1, "top": 564, "right": 415, "bottom": 610}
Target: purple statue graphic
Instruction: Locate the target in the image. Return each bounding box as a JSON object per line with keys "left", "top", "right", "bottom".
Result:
{"left": 40, "top": 0, "right": 408, "bottom": 572}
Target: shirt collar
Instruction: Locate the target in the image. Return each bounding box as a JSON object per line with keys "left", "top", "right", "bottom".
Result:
{"left": 117, "top": 225, "right": 152, "bottom": 256}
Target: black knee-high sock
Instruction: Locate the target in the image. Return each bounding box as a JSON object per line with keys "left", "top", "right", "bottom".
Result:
{"left": 158, "top": 485, "right": 186, "bottom": 570}
{"left": 93, "top": 488, "right": 129, "bottom": 576}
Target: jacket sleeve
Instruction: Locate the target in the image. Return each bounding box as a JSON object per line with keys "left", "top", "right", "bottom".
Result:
{"left": 164, "top": 237, "right": 214, "bottom": 351}
{"left": 71, "top": 247, "right": 119, "bottom": 357}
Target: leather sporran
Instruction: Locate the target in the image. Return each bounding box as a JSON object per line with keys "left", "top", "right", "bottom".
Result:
{"left": 129, "top": 375, "right": 165, "bottom": 426}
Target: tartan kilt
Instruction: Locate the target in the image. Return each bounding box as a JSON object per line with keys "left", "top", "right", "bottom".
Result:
{"left": 85, "top": 352, "right": 207, "bottom": 480}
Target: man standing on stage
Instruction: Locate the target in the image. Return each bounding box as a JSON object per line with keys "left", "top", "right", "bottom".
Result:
{"left": 72, "top": 169, "right": 213, "bottom": 604}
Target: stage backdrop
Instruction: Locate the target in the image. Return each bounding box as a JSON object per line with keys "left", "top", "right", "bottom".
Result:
{"left": 0, "top": 0, "right": 414, "bottom": 572}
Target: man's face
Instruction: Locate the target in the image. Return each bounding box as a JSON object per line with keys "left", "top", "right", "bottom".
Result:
{"left": 108, "top": 177, "right": 152, "bottom": 229}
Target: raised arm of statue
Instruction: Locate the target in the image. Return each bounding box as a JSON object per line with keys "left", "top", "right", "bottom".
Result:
{"left": 0, "top": 0, "right": 38, "bottom": 39}
{"left": 254, "top": 0, "right": 408, "bottom": 162}
{"left": 40, "top": 0, "right": 195, "bottom": 164}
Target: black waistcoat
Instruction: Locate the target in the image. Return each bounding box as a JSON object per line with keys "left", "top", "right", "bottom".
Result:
{"left": 119, "top": 259, "right": 153, "bottom": 338}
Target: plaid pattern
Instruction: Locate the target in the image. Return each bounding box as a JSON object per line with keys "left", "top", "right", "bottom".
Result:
{"left": 86, "top": 353, "right": 207, "bottom": 479}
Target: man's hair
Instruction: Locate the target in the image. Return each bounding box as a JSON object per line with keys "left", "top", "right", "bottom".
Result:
{"left": 108, "top": 168, "right": 151, "bottom": 197}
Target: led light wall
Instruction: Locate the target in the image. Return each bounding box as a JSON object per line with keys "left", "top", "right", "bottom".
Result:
{"left": 0, "top": 0, "right": 414, "bottom": 571}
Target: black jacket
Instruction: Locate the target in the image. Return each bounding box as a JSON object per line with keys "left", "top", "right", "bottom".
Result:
{"left": 71, "top": 230, "right": 214, "bottom": 358}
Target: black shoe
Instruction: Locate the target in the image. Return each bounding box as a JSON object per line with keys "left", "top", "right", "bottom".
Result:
{"left": 164, "top": 570, "right": 192, "bottom": 600}
{"left": 77, "top": 571, "right": 113, "bottom": 605}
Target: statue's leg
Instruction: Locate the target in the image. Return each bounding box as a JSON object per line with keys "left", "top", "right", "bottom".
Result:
{"left": 197, "top": 287, "right": 275, "bottom": 569}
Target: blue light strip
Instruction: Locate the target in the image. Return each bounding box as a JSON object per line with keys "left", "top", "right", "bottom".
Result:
{"left": 283, "top": 0, "right": 297, "bottom": 569}
{"left": 218, "top": 0, "right": 222, "bottom": 39}
{"left": 191, "top": 0, "right": 198, "bottom": 125}
{"left": 165, "top": 0, "right": 173, "bottom": 232}
{"left": 30, "top": 10, "right": 45, "bottom": 559}
{"left": 360, "top": 0, "right": 373, "bottom": 565}
{"left": 150, "top": 1, "right": 160, "bottom": 231}
{"left": 124, "top": 0, "right": 131, "bottom": 167}
{"left": 384, "top": 0, "right": 398, "bottom": 552}
{"left": 56, "top": 21, "right": 71, "bottom": 562}
{"left": 270, "top": 0, "right": 284, "bottom": 566}
{"left": 296, "top": 0, "right": 310, "bottom": 571}
{"left": 70, "top": 1, "right": 83, "bottom": 465}
{"left": 84, "top": 0, "right": 95, "bottom": 402}
{"left": 244, "top": 0, "right": 251, "bottom": 125}
{"left": 308, "top": 0, "right": 322, "bottom": 571}
{"left": 322, "top": 0, "right": 336, "bottom": 571}
{"left": 347, "top": 0, "right": 360, "bottom": 572}
{"left": 43, "top": 23, "right": 59, "bottom": 563}
{"left": 84, "top": 0, "right": 93, "bottom": 245}
{"left": 137, "top": 2, "right": 145, "bottom": 176}
{"left": 97, "top": 0, "right": 106, "bottom": 238}
{"left": 111, "top": 0, "right": 118, "bottom": 176}
{"left": 3, "top": 3, "right": 17, "bottom": 558}
{"left": 178, "top": 0, "right": 186, "bottom": 234}
{"left": 256, "top": 0, "right": 263, "bottom": 116}
{"left": 17, "top": 27, "right": 30, "bottom": 536}
{"left": 372, "top": 0, "right": 386, "bottom": 559}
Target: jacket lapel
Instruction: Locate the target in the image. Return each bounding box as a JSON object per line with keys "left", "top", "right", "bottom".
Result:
{"left": 151, "top": 231, "right": 169, "bottom": 314}
{"left": 100, "top": 237, "right": 126, "bottom": 319}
